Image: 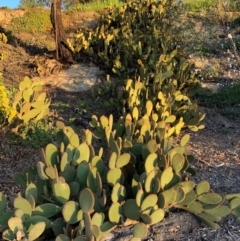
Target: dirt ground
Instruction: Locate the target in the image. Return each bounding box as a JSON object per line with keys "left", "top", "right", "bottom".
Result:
{"left": 0, "top": 8, "right": 240, "bottom": 241}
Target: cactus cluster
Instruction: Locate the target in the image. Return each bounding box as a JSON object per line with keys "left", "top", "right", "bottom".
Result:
{"left": 0, "top": 115, "right": 239, "bottom": 241}
{"left": 10, "top": 76, "right": 50, "bottom": 132}
{"left": 68, "top": 0, "right": 204, "bottom": 133}
{"left": 1, "top": 1, "right": 240, "bottom": 240}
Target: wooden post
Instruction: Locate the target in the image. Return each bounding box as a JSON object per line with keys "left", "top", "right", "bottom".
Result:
{"left": 50, "top": 0, "right": 73, "bottom": 64}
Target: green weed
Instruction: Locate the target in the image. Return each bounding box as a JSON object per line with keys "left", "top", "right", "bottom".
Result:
{"left": 10, "top": 10, "right": 51, "bottom": 33}
{"left": 197, "top": 83, "right": 240, "bottom": 119}
{"left": 7, "top": 120, "right": 57, "bottom": 148}
{"left": 72, "top": 0, "right": 123, "bottom": 11}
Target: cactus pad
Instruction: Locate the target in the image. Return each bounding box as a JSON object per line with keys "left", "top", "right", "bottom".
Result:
{"left": 133, "top": 222, "right": 148, "bottom": 238}
{"left": 196, "top": 181, "right": 210, "bottom": 195}
{"left": 79, "top": 188, "right": 94, "bottom": 213}
{"left": 33, "top": 203, "right": 61, "bottom": 218}
{"left": 28, "top": 222, "right": 45, "bottom": 241}
{"left": 62, "top": 201, "right": 82, "bottom": 224}
{"left": 122, "top": 199, "right": 141, "bottom": 220}
{"left": 109, "top": 202, "right": 121, "bottom": 224}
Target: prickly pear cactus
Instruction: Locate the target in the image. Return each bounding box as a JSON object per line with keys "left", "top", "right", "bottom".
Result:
{"left": 11, "top": 76, "right": 50, "bottom": 132}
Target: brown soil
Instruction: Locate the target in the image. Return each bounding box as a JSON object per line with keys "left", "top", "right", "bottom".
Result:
{"left": 0, "top": 8, "right": 240, "bottom": 241}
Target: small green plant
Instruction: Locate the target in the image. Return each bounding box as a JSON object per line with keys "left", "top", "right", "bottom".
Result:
{"left": 183, "top": 0, "right": 218, "bottom": 12}
{"left": 10, "top": 10, "right": 51, "bottom": 33}
{"left": 197, "top": 83, "right": 240, "bottom": 119}
{"left": 73, "top": 0, "right": 123, "bottom": 11}
{"left": 7, "top": 120, "right": 57, "bottom": 148}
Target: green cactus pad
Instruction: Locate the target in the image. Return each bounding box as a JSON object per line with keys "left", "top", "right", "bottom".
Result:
{"left": 91, "top": 156, "right": 104, "bottom": 175}
{"left": 8, "top": 217, "right": 23, "bottom": 232}
{"left": 45, "top": 143, "right": 58, "bottom": 167}
{"left": 55, "top": 234, "right": 71, "bottom": 241}
{"left": 179, "top": 181, "right": 195, "bottom": 194}
{"left": 79, "top": 188, "right": 94, "bottom": 213}
{"left": 66, "top": 144, "right": 75, "bottom": 162}
{"left": 152, "top": 177, "right": 160, "bottom": 194}
{"left": 13, "top": 172, "right": 26, "bottom": 187}
{"left": 76, "top": 162, "right": 90, "bottom": 188}
{"left": 92, "top": 212, "right": 105, "bottom": 226}
{"left": 28, "top": 222, "right": 45, "bottom": 241}
{"left": 132, "top": 106, "right": 139, "bottom": 120}
{"left": 99, "top": 189, "right": 107, "bottom": 208}
{"left": 187, "top": 201, "right": 203, "bottom": 213}
{"left": 196, "top": 181, "right": 210, "bottom": 195}
{"left": 0, "top": 210, "right": 15, "bottom": 226}
{"left": 53, "top": 182, "right": 70, "bottom": 205}
{"left": 150, "top": 208, "right": 165, "bottom": 224}
{"left": 165, "top": 115, "right": 176, "bottom": 124}
{"left": 107, "top": 167, "right": 123, "bottom": 186}
{"left": 109, "top": 152, "right": 117, "bottom": 170}
{"left": 232, "top": 206, "right": 240, "bottom": 217}
{"left": 33, "top": 203, "right": 61, "bottom": 218}
{"left": 75, "top": 235, "right": 89, "bottom": 241}
{"left": 61, "top": 164, "right": 75, "bottom": 183}
{"left": 87, "top": 167, "right": 97, "bottom": 193}
{"left": 25, "top": 183, "right": 38, "bottom": 203}
{"left": 52, "top": 218, "right": 67, "bottom": 237}
{"left": 145, "top": 153, "right": 158, "bottom": 174}
{"left": 173, "top": 186, "right": 185, "bottom": 204}
{"left": 96, "top": 172, "right": 103, "bottom": 197}
{"left": 111, "top": 183, "right": 126, "bottom": 203}
{"left": 0, "top": 192, "right": 7, "bottom": 213}
{"left": 204, "top": 205, "right": 231, "bottom": 217}
{"left": 180, "top": 134, "right": 190, "bottom": 147}
{"left": 109, "top": 202, "right": 121, "bottom": 224}
{"left": 25, "top": 216, "right": 51, "bottom": 230}
{"left": 69, "top": 182, "right": 80, "bottom": 197}
{"left": 197, "top": 193, "right": 222, "bottom": 205}
{"left": 141, "top": 194, "right": 158, "bottom": 213}
{"left": 225, "top": 193, "right": 240, "bottom": 201}
{"left": 136, "top": 188, "right": 145, "bottom": 207}
{"left": 45, "top": 166, "right": 56, "bottom": 179}
{"left": 178, "top": 190, "right": 196, "bottom": 206}
{"left": 144, "top": 170, "right": 156, "bottom": 193}
{"left": 116, "top": 153, "right": 131, "bottom": 168}
{"left": 200, "top": 212, "right": 221, "bottom": 222}
{"left": 14, "top": 209, "right": 25, "bottom": 221}
{"left": 164, "top": 174, "right": 181, "bottom": 190}
{"left": 100, "top": 115, "right": 109, "bottom": 128}
{"left": 2, "top": 229, "right": 15, "bottom": 240}
{"left": 133, "top": 222, "right": 148, "bottom": 238}
{"left": 122, "top": 199, "right": 141, "bottom": 220}
{"left": 60, "top": 152, "right": 68, "bottom": 172}
{"left": 69, "top": 133, "right": 80, "bottom": 148}
{"left": 14, "top": 197, "right": 32, "bottom": 218}
{"left": 72, "top": 143, "right": 90, "bottom": 165}
{"left": 146, "top": 140, "right": 158, "bottom": 154}
{"left": 62, "top": 201, "right": 83, "bottom": 224}
{"left": 110, "top": 140, "right": 121, "bottom": 157}
{"left": 172, "top": 153, "right": 185, "bottom": 173}
{"left": 83, "top": 212, "right": 93, "bottom": 240}
{"left": 36, "top": 162, "right": 49, "bottom": 180}
{"left": 99, "top": 221, "right": 116, "bottom": 234}
{"left": 160, "top": 166, "right": 174, "bottom": 190}
{"left": 160, "top": 189, "right": 176, "bottom": 207}
{"left": 195, "top": 213, "right": 220, "bottom": 229}
{"left": 141, "top": 213, "right": 152, "bottom": 224}
{"left": 230, "top": 197, "right": 240, "bottom": 210}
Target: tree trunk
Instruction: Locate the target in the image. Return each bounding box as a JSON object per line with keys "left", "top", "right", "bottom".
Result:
{"left": 50, "top": 0, "right": 73, "bottom": 65}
